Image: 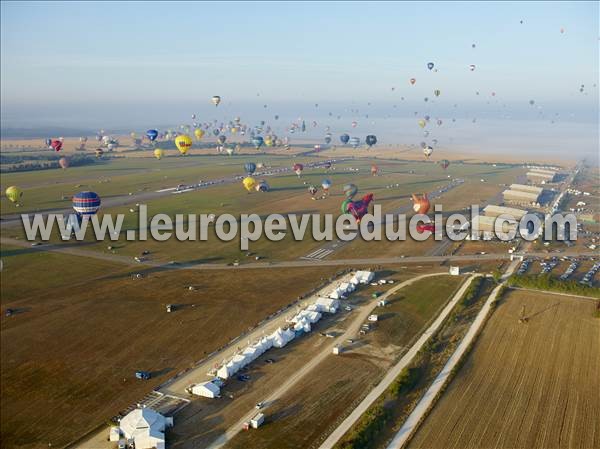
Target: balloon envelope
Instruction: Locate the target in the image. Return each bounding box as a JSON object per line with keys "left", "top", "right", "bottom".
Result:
{"left": 243, "top": 176, "right": 257, "bottom": 192}
{"left": 412, "top": 193, "right": 431, "bottom": 214}
{"left": 72, "top": 191, "right": 101, "bottom": 216}
{"left": 5, "top": 186, "right": 22, "bottom": 203}
{"left": 175, "top": 135, "right": 192, "bottom": 154}
{"left": 146, "top": 129, "right": 158, "bottom": 141}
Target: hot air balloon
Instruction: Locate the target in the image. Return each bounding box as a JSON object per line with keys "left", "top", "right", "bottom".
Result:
{"left": 154, "top": 148, "right": 164, "bottom": 160}
{"left": 45, "top": 138, "right": 52, "bottom": 148}
{"left": 58, "top": 157, "right": 69, "bottom": 169}
{"left": 436, "top": 119, "right": 443, "bottom": 126}
{"left": 293, "top": 163, "right": 304, "bottom": 177}
{"left": 410, "top": 78, "right": 416, "bottom": 85}
{"left": 343, "top": 183, "right": 358, "bottom": 199}
{"left": 349, "top": 137, "right": 360, "bottom": 149}
{"left": 412, "top": 193, "right": 431, "bottom": 214}
{"left": 252, "top": 136, "right": 264, "bottom": 149}
{"left": 211, "top": 96, "right": 221, "bottom": 106}
{"left": 50, "top": 140, "right": 63, "bottom": 152}
{"left": 322, "top": 179, "right": 332, "bottom": 192}
{"left": 95, "top": 148, "right": 104, "bottom": 158}
{"left": 244, "top": 162, "right": 257, "bottom": 175}
{"left": 226, "top": 146, "right": 235, "bottom": 156}
{"left": 351, "top": 121, "right": 358, "bottom": 128}
{"left": 256, "top": 180, "right": 269, "bottom": 192}
{"left": 345, "top": 194, "right": 374, "bottom": 223}
{"left": 5, "top": 186, "right": 22, "bottom": 204}
{"left": 175, "top": 135, "right": 192, "bottom": 155}
{"left": 146, "top": 129, "right": 158, "bottom": 142}
{"left": 439, "top": 159, "right": 450, "bottom": 170}
{"left": 418, "top": 119, "right": 427, "bottom": 128}
{"left": 243, "top": 177, "right": 257, "bottom": 192}
{"left": 434, "top": 89, "right": 441, "bottom": 97}
{"left": 314, "top": 144, "right": 322, "bottom": 152}
{"left": 308, "top": 185, "right": 318, "bottom": 197}
{"left": 371, "top": 164, "right": 378, "bottom": 176}
{"left": 423, "top": 146, "right": 433, "bottom": 159}
{"left": 194, "top": 128, "right": 205, "bottom": 140}
{"left": 469, "top": 64, "right": 476, "bottom": 71}
{"left": 529, "top": 100, "right": 535, "bottom": 105}
{"left": 218, "top": 135, "right": 227, "bottom": 145}
{"left": 365, "top": 135, "right": 377, "bottom": 147}
{"left": 427, "top": 62, "right": 435, "bottom": 70}
{"left": 340, "top": 134, "right": 350, "bottom": 144}
{"left": 324, "top": 136, "right": 332, "bottom": 145}
{"left": 72, "top": 191, "right": 101, "bottom": 216}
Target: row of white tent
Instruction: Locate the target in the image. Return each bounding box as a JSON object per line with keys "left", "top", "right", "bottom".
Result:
{"left": 215, "top": 296, "right": 349, "bottom": 380}
{"left": 327, "top": 271, "right": 374, "bottom": 300}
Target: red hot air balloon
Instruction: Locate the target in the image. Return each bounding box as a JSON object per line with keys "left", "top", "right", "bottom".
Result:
{"left": 50, "top": 140, "right": 63, "bottom": 152}
{"left": 346, "top": 193, "right": 374, "bottom": 223}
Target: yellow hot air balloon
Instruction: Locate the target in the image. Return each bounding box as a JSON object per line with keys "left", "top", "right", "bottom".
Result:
{"left": 243, "top": 176, "right": 257, "bottom": 192}
{"left": 175, "top": 135, "right": 193, "bottom": 155}
{"left": 194, "top": 128, "right": 205, "bottom": 140}
{"left": 5, "top": 186, "right": 22, "bottom": 204}
{"left": 231, "top": 127, "right": 238, "bottom": 134}
{"left": 418, "top": 119, "right": 427, "bottom": 128}
{"left": 154, "top": 148, "right": 164, "bottom": 160}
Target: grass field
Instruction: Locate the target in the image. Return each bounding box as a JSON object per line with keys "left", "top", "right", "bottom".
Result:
{"left": 224, "top": 275, "right": 465, "bottom": 449}
{"left": 408, "top": 289, "right": 600, "bottom": 449}
{"left": 0, "top": 246, "right": 344, "bottom": 449}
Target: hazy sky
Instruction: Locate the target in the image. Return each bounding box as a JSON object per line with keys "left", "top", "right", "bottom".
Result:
{"left": 1, "top": 1, "right": 598, "bottom": 131}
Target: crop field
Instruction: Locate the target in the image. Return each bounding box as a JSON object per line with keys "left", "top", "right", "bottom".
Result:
{"left": 0, "top": 245, "right": 344, "bottom": 449}
{"left": 408, "top": 289, "right": 600, "bottom": 449}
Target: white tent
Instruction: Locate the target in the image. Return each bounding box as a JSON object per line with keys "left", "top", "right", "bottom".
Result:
{"left": 192, "top": 381, "right": 220, "bottom": 398}
{"left": 118, "top": 408, "right": 172, "bottom": 449}
{"left": 270, "top": 327, "right": 295, "bottom": 348}
{"left": 315, "top": 297, "right": 339, "bottom": 313}
{"left": 355, "top": 271, "right": 374, "bottom": 284}
{"left": 232, "top": 353, "right": 249, "bottom": 369}
{"left": 242, "top": 346, "right": 259, "bottom": 361}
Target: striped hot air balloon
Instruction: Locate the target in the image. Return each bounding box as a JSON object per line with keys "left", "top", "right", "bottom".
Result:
{"left": 72, "top": 191, "right": 101, "bottom": 216}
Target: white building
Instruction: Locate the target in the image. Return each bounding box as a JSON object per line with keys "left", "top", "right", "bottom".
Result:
{"left": 191, "top": 381, "right": 220, "bottom": 398}
{"left": 116, "top": 408, "right": 173, "bottom": 449}
{"left": 483, "top": 205, "right": 528, "bottom": 220}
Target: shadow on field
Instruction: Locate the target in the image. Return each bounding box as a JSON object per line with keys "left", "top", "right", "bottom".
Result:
{"left": 150, "top": 367, "right": 174, "bottom": 378}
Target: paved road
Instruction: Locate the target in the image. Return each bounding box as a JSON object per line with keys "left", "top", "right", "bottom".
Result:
{"left": 206, "top": 272, "right": 457, "bottom": 449}
{"left": 317, "top": 274, "right": 480, "bottom": 449}
{"left": 2, "top": 237, "right": 596, "bottom": 272}
{"left": 384, "top": 259, "right": 520, "bottom": 449}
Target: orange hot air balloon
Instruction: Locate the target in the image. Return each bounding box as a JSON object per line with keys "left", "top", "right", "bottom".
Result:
{"left": 412, "top": 193, "right": 431, "bottom": 215}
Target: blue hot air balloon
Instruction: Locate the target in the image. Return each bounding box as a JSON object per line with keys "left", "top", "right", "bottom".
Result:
{"left": 146, "top": 129, "right": 158, "bottom": 142}
{"left": 72, "top": 191, "right": 101, "bottom": 216}
{"left": 252, "top": 136, "right": 264, "bottom": 149}
{"left": 340, "top": 134, "right": 350, "bottom": 144}
{"left": 366, "top": 135, "right": 377, "bottom": 147}
{"left": 427, "top": 62, "right": 435, "bottom": 70}
{"left": 244, "top": 162, "right": 257, "bottom": 175}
